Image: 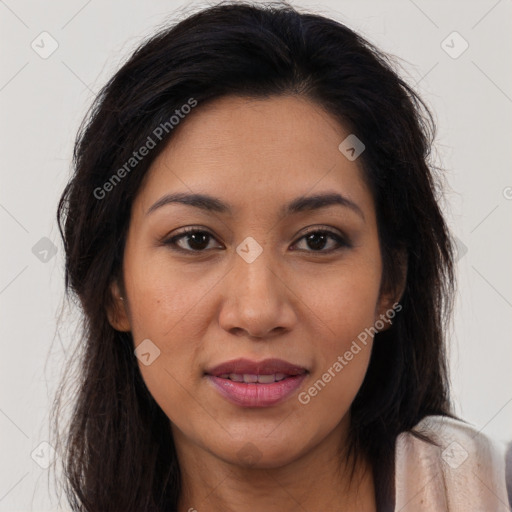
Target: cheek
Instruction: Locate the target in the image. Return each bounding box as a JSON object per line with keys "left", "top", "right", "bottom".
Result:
{"left": 122, "top": 250, "right": 226, "bottom": 422}
{"left": 293, "top": 272, "right": 380, "bottom": 436}
{"left": 294, "top": 256, "right": 381, "bottom": 404}
{"left": 301, "top": 259, "right": 382, "bottom": 350}
{"left": 312, "top": 286, "right": 377, "bottom": 383}
{"left": 124, "top": 248, "right": 222, "bottom": 342}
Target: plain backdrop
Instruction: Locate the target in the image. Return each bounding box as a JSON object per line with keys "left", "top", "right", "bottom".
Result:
{"left": 1, "top": 0, "right": 511, "bottom": 510}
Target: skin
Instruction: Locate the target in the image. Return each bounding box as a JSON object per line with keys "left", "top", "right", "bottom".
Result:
{"left": 108, "top": 95, "right": 401, "bottom": 511}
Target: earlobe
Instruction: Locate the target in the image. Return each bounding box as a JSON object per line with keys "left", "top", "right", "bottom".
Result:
{"left": 375, "top": 292, "right": 402, "bottom": 333}
{"left": 106, "top": 281, "right": 131, "bottom": 332}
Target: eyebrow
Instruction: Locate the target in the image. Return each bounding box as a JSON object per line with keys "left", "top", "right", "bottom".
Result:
{"left": 146, "top": 191, "right": 365, "bottom": 221}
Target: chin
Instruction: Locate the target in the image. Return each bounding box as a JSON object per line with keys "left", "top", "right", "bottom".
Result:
{"left": 212, "top": 435, "right": 308, "bottom": 470}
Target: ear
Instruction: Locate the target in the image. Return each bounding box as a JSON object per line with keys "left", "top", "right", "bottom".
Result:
{"left": 106, "top": 280, "right": 131, "bottom": 332}
{"left": 374, "top": 249, "right": 407, "bottom": 332}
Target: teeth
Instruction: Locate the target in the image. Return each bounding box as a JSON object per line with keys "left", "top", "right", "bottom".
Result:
{"left": 257, "top": 374, "right": 276, "bottom": 384}
{"left": 218, "top": 373, "right": 292, "bottom": 383}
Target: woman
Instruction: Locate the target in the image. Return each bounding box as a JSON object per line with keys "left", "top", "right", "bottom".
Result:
{"left": 53, "top": 1, "right": 510, "bottom": 510}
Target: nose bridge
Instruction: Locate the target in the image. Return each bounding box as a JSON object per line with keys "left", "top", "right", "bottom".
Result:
{"left": 232, "top": 235, "right": 279, "bottom": 303}
{"left": 218, "top": 235, "right": 295, "bottom": 338}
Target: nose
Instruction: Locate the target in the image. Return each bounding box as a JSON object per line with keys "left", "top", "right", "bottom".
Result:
{"left": 218, "top": 245, "right": 297, "bottom": 340}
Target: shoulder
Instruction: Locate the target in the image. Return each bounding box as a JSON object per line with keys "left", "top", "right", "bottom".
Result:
{"left": 394, "top": 415, "right": 511, "bottom": 511}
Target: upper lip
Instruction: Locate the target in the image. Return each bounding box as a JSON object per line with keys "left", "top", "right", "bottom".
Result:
{"left": 205, "top": 358, "right": 308, "bottom": 377}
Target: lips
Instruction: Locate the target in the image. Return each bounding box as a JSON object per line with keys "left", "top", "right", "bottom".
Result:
{"left": 218, "top": 373, "right": 290, "bottom": 383}
{"left": 205, "top": 358, "right": 308, "bottom": 407}
{"left": 205, "top": 358, "right": 308, "bottom": 378}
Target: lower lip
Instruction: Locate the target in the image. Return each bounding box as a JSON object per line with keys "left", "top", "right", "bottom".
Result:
{"left": 206, "top": 374, "right": 307, "bottom": 407}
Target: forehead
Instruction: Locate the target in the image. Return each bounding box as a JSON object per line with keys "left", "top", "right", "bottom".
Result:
{"left": 134, "top": 95, "right": 374, "bottom": 219}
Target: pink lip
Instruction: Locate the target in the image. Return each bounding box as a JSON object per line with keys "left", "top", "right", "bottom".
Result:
{"left": 205, "top": 358, "right": 308, "bottom": 377}
{"left": 205, "top": 358, "right": 308, "bottom": 408}
{"left": 207, "top": 374, "right": 307, "bottom": 407}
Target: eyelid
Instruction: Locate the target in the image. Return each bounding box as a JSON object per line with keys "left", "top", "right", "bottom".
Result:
{"left": 297, "top": 224, "right": 345, "bottom": 239}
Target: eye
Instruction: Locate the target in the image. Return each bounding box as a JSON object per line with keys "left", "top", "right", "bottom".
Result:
{"left": 291, "top": 228, "right": 349, "bottom": 253}
{"left": 164, "top": 228, "right": 222, "bottom": 252}
{"left": 163, "top": 227, "right": 349, "bottom": 254}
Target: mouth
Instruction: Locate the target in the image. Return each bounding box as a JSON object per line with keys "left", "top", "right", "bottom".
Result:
{"left": 205, "top": 358, "right": 308, "bottom": 407}
{"left": 216, "top": 372, "right": 295, "bottom": 383}
{"left": 205, "top": 357, "right": 308, "bottom": 377}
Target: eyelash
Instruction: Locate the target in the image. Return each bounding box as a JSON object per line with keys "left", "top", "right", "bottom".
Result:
{"left": 162, "top": 226, "right": 350, "bottom": 254}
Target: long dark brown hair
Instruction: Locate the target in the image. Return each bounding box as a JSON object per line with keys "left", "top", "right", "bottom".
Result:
{"left": 52, "top": 1, "right": 456, "bottom": 510}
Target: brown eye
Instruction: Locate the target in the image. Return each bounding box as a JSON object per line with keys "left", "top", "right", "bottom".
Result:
{"left": 292, "top": 229, "right": 349, "bottom": 253}
{"left": 164, "top": 229, "right": 222, "bottom": 252}
{"left": 163, "top": 227, "right": 350, "bottom": 254}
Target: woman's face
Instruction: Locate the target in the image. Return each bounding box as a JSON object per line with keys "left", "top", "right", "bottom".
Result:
{"left": 109, "top": 95, "right": 395, "bottom": 468}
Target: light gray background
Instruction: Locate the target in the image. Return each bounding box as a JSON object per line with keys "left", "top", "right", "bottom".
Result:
{"left": 1, "top": 0, "right": 511, "bottom": 510}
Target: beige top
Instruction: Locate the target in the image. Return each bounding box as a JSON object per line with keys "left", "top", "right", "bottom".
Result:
{"left": 395, "top": 415, "right": 511, "bottom": 511}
